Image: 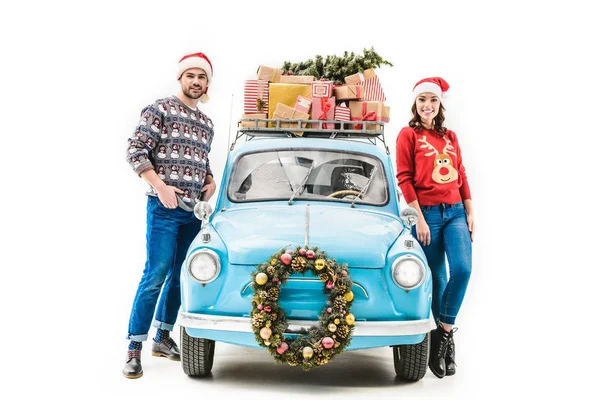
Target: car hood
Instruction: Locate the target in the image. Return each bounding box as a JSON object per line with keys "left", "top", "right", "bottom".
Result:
{"left": 211, "top": 205, "right": 404, "bottom": 268}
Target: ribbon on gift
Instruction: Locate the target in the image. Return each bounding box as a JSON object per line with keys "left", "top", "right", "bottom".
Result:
{"left": 351, "top": 102, "right": 378, "bottom": 130}
{"left": 256, "top": 80, "right": 267, "bottom": 112}
{"left": 318, "top": 97, "right": 332, "bottom": 129}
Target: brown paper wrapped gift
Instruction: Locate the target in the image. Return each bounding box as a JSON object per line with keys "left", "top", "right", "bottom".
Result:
{"left": 382, "top": 105, "right": 390, "bottom": 123}
{"left": 267, "top": 83, "right": 312, "bottom": 122}
{"left": 334, "top": 84, "right": 363, "bottom": 101}
{"left": 344, "top": 68, "right": 377, "bottom": 85}
{"left": 272, "top": 103, "right": 310, "bottom": 134}
{"left": 257, "top": 65, "right": 283, "bottom": 83}
{"left": 280, "top": 75, "right": 315, "bottom": 84}
{"left": 349, "top": 101, "right": 383, "bottom": 131}
{"left": 239, "top": 113, "right": 267, "bottom": 128}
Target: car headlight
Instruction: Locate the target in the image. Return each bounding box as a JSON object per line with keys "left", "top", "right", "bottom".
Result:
{"left": 392, "top": 255, "right": 425, "bottom": 290}
{"left": 188, "top": 249, "right": 220, "bottom": 284}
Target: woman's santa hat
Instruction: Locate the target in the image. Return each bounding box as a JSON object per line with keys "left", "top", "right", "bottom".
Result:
{"left": 412, "top": 77, "right": 450, "bottom": 104}
{"left": 177, "top": 52, "right": 213, "bottom": 103}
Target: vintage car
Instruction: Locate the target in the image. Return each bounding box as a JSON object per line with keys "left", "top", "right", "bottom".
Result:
{"left": 177, "top": 120, "right": 433, "bottom": 381}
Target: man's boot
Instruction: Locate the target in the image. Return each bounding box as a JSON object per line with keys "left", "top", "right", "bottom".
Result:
{"left": 429, "top": 324, "right": 452, "bottom": 378}
{"left": 123, "top": 349, "right": 143, "bottom": 379}
{"left": 445, "top": 330, "right": 457, "bottom": 376}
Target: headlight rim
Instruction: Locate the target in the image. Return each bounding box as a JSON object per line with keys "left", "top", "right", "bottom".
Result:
{"left": 391, "top": 254, "right": 426, "bottom": 290}
{"left": 187, "top": 249, "right": 221, "bottom": 284}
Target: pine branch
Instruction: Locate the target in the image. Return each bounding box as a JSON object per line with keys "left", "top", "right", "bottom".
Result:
{"left": 281, "top": 47, "right": 393, "bottom": 85}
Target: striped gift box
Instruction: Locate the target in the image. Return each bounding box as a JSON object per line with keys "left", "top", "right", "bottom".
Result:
{"left": 243, "top": 80, "right": 269, "bottom": 114}
{"left": 362, "top": 76, "right": 386, "bottom": 102}
{"left": 334, "top": 105, "right": 351, "bottom": 121}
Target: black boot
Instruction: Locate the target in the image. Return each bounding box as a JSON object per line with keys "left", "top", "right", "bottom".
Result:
{"left": 429, "top": 324, "right": 452, "bottom": 378}
{"left": 445, "top": 329, "right": 457, "bottom": 376}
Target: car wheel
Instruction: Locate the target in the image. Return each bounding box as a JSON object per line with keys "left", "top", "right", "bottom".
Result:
{"left": 392, "top": 332, "right": 430, "bottom": 381}
{"left": 180, "top": 326, "right": 215, "bottom": 377}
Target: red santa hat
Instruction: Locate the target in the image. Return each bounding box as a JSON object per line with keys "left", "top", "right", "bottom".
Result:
{"left": 177, "top": 52, "right": 213, "bottom": 103}
{"left": 412, "top": 77, "right": 450, "bottom": 104}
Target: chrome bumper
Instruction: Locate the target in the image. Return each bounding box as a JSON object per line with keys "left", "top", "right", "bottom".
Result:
{"left": 179, "top": 312, "right": 432, "bottom": 336}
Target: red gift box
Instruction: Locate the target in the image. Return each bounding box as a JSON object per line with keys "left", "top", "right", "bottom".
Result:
{"left": 311, "top": 97, "right": 335, "bottom": 129}
{"left": 244, "top": 80, "right": 269, "bottom": 114}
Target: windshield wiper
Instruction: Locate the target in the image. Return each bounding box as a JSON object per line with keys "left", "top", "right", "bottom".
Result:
{"left": 288, "top": 161, "right": 314, "bottom": 205}
{"left": 351, "top": 166, "right": 378, "bottom": 208}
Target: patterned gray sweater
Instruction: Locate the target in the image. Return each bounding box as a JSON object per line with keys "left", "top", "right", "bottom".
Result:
{"left": 126, "top": 96, "right": 214, "bottom": 212}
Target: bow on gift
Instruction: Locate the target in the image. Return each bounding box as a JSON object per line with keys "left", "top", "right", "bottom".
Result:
{"left": 255, "top": 80, "right": 267, "bottom": 112}
{"left": 352, "top": 102, "right": 377, "bottom": 130}
{"left": 318, "top": 97, "right": 332, "bottom": 129}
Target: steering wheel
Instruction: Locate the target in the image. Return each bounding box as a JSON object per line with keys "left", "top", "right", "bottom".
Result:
{"left": 328, "top": 190, "right": 361, "bottom": 199}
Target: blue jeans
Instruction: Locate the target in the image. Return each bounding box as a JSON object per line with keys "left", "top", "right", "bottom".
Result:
{"left": 413, "top": 202, "right": 472, "bottom": 325}
{"left": 126, "top": 196, "right": 202, "bottom": 341}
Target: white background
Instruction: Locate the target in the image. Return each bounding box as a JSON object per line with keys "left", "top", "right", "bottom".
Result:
{"left": 2, "top": 0, "right": 599, "bottom": 398}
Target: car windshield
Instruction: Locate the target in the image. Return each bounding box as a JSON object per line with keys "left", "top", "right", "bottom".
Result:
{"left": 228, "top": 149, "right": 388, "bottom": 204}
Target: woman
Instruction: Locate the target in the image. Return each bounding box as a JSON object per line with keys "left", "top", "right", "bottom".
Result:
{"left": 395, "top": 77, "right": 475, "bottom": 378}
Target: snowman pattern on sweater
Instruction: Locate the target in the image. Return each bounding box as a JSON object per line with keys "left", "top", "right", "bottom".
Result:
{"left": 126, "top": 96, "right": 214, "bottom": 211}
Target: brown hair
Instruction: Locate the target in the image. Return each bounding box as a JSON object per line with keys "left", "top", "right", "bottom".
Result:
{"left": 408, "top": 102, "right": 447, "bottom": 136}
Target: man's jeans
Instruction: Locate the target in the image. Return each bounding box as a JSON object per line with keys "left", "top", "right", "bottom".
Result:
{"left": 126, "top": 196, "right": 202, "bottom": 341}
{"left": 413, "top": 202, "right": 472, "bottom": 325}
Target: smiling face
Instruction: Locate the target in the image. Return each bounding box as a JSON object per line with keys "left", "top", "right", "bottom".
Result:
{"left": 415, "top": 92, "right": 440, "bottom": 129}
{"left": 179, "top": 67, "right": 209, "bottom": 102}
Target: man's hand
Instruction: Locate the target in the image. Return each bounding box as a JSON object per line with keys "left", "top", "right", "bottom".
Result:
{"left": 156, "top": 185, "right": 184, "bottom": 208}
{"left": 201, "top": 177, "right": 217, "bottom": 201}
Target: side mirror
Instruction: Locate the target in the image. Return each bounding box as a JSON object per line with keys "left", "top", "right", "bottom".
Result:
{"left": 194, "top": 202, "right": 213, "bottom": 243}
{"left": 400, "top": 207, "right": 419, "bottom": 228}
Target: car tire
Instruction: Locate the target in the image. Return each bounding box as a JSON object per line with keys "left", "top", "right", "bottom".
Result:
{"left": 181, "top": 326, "right": 215, "bottom": 377}
{"left": 392, "top": 332, "right": 430, "bottom": 381}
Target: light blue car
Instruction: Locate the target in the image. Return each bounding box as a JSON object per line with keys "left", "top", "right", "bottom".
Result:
{"left": 178, "top": 122, "right": 433, "bottom": 381}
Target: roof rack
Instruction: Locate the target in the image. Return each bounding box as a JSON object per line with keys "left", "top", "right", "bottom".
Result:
{"left": 233, "top": 118, "right": 389, "bottom": 154}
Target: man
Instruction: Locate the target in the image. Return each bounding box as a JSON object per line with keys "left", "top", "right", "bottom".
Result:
{"left": 123, "top": 52, "right": 217, "bottom": 379}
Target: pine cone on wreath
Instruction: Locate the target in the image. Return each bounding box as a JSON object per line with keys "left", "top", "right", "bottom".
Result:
{"left": 267, "top": 287, "right": 280, "bottom": 302}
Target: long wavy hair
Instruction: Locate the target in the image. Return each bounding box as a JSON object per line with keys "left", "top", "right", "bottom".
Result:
{"left": 408, "top": 102, "right": 447, "bottom": 136}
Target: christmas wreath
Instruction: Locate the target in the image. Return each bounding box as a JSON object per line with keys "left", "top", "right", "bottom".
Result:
{"left": 250, "top": 246, "right": 355, "bottom": 371}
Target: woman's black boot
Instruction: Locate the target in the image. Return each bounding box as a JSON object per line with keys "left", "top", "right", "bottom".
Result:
{"left": 429, "top": 324, "right": 452, "bottom": 378}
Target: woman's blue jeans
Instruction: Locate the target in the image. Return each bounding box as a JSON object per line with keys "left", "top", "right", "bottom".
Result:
{"left": 126, "top": 196, "right": 202, "bottom": 341}
{"left": 413, "top": 202, "right": 472, "bottom": 325}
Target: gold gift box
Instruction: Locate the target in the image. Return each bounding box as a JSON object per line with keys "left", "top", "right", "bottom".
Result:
{"left": 267, "top": 83, "right": 312, "bottom": 122}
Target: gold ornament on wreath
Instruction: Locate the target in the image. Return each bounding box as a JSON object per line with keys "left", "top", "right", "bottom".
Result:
{"left": 250, "top": 246, "right": 355, "bottom": 371}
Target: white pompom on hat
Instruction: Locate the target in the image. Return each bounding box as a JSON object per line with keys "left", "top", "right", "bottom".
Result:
{"left": 412, "top": 77, "right": 450, "bottom": 104}
{"left": 177, "top": 52, "right": 213, "bottom": 103}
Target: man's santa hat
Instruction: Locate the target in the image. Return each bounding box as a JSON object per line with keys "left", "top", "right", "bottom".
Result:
{"left": 412, "top": 77, "right": 450, "bottom": 104}
{"left": 177, "top": 52, "right": 213, "bottom": 103}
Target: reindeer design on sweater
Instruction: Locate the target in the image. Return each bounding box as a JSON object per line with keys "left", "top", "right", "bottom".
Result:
{"left": 417, "top": 135, "right": 458, "bottom": 184}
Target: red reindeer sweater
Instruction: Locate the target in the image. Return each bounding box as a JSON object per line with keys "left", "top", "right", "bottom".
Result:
{"left": 395, "top": 127, "right": 471, "bottom": 206}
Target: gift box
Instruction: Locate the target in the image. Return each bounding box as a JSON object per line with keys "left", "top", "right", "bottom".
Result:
{"left": 239, "top": 113, "right": 267, "bottom": 128}
{"left": 267, "top": 83, "right": 313, "bottom": 122}
{"left": 333, "top": 84, "right": 363, "bottom": 101}
{"left": 334, "top": 105, "right": 351, "bottom": 121}
{"left": 344, "top": 68, "right": 377, "bottom": 85}
{"left": 244, "top": 80, "right": 269, "bottom": 114}
{"left": 312, "top": 80, "right": 334, "bottom": 98}
{"left": 349, "top": 101, "right": 383, "bottom": 131}
{"left": 280, "top": 75, "right": 315, "bottom": 84}
{"left": 362, "top": 75, "right": 387, "bottom": 102}
{"left": 272, "top": 103, "right": 310, "bottom": 135}
{"left": 295, "top": 95, "right": 312, "bottom": 114}
{"left": 257, "top": 65, "right": 283, "bottom": 83}
{"left": 311, "top": 96, "right": 335, "bottom": 129}
{"left": 382, "top": 105, "right": 390, "bottom": 123}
